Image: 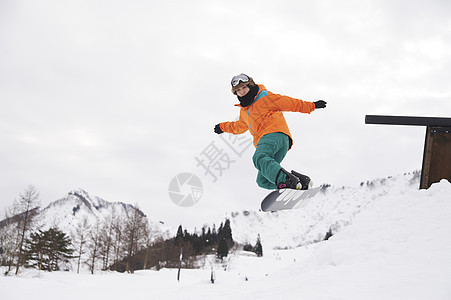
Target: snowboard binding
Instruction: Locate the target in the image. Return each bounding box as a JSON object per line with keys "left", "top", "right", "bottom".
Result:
{"left": 276, "top": 168, "right": 311, "bottom": 190}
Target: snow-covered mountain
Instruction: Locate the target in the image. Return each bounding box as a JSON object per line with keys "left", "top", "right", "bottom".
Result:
{"left": 39, "top": 189, "right": 137, "bottom": 229}
{"left": 33, "top": 189, "right": 168, "bottom": 239}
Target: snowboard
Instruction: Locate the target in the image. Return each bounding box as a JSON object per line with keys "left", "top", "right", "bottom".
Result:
{"left": 261, "top": 187, "right": 321, "bottom": 212}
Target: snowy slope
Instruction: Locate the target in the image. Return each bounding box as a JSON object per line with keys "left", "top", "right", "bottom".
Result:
{"left": 205, "top": 172, "right": 424, "bottom": 249}
{"left": 230, "top": 178, "right": 451, "bottom": 299}
{"left": 2, "top": 176, "right": 451, "bottom": 299}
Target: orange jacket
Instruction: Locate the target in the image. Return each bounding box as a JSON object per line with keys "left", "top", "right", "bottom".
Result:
{"left": 219, "top": 84, "right": 316, "bottom": 149}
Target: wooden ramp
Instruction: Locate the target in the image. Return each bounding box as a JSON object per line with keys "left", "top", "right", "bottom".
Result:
{"left": 365, "top": 115, "right": 451, "bottom": 189}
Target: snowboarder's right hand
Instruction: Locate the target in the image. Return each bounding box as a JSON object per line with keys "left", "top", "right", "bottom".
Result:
{"left": 214, "top": 124, "right": 224, "bottom": 134}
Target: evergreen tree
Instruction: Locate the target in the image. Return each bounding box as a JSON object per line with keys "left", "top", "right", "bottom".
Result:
{"left": 324, "top": 228, "right": 333, "bottom": 241}
{"left": 205, "top": 227, "right": 212, "bottom": 246}
{"left": 211, "top": 224, "right": 217, "bottom": 244}
{"left": 222, "top": 219, "right": 234, "bottom": 249}
{"left": 217, "top": 237, "right": 228, "bottom": 259}
{"left": 217, "top": 222, "right": 223, "bottom": 240}
{"left": 183, "top": 229, "right": 190, "bottom": 242}
{"left": 175, "top": 225, "right": 184, "bottom": 246}
{"left": 49, "top": 227, "right": 74, "bottom": 271}
{"left": 25, "top": 227, "right": 74, "bottom": 271}
{"left": 25, "top": 230, "right": 49, "bottom": 271}
{"left": 201, "top": 227, "right": 206, "bottom": 240}
{"left": 216, "top": 219, "right": 234, "bottom": 259}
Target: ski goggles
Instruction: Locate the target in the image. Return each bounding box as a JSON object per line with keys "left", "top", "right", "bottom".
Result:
{"left": 231, "top": 73, "right": 250, "bottom": 87}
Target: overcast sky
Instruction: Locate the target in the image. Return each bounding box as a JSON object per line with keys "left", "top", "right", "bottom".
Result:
{"left": 1, "top": 0, "right": 450, "bottom": 229}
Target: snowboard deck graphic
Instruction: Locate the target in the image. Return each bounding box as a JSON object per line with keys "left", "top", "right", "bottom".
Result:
{"left": 261, "top": 187, "right": 321, "bottom": 212}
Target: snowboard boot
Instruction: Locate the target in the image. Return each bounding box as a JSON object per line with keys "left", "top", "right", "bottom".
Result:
{"left": 291, "top": 170, "right": 311, "bottom": 190}
{"left": 276, "top": 168, "right": 301, "bottom": 190}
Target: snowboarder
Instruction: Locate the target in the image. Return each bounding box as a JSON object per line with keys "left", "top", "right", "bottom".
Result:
{"left": 214, "top": 73, "right": 326, "bottom": 190}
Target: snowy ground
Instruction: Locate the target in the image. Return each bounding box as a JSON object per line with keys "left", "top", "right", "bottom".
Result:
{"left": 2, "top": 180, "right": 451, "bottom": 300}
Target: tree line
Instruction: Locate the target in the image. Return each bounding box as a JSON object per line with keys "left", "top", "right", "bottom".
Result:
{"left": 0, "top": 186, "right": 245, "bottom": 275}
{"left": 111, "top": 219, "right": 235, "bottom": 272}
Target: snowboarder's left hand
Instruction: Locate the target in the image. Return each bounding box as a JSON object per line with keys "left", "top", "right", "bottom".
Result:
{"left": 314, "top": 100, "right": 327, "bottom": 109}
{"left": 214, "top": 124, "right": 224, "bottom": 134}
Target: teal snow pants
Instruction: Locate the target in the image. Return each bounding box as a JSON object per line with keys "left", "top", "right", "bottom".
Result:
{"left": 252, "top": 132, "right": 290, "bottom": 190}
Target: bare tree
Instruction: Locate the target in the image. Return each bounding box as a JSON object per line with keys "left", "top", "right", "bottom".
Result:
{"left": 71, "top": 216, "right": 91, "bottom": 274}
{"left": 141, "top": 221, "right": 154, "bottom": 270}
{"left": 85, "top": 220, "right": 101, "bottom": 274}
{"left": 0, "top": 208, "right": 18, "bottom": 273}
{"left": 13, "top": 185, "right": 40, "bottom": 275}
{"left": 123, "top": 206, "right": 147, "bottom": 274}
{"left": 99, "top": 212, "right": 116, "bottom": 271}
{"left": 111, "top": 215, "right": 124, "bottom": 269}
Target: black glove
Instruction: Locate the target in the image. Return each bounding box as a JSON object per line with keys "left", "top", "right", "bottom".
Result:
{"left": 214, "top": 124, "right": 224, "bottom": 134}
{"left": 314, "top": 100, "right": 327, "bottom": 109}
